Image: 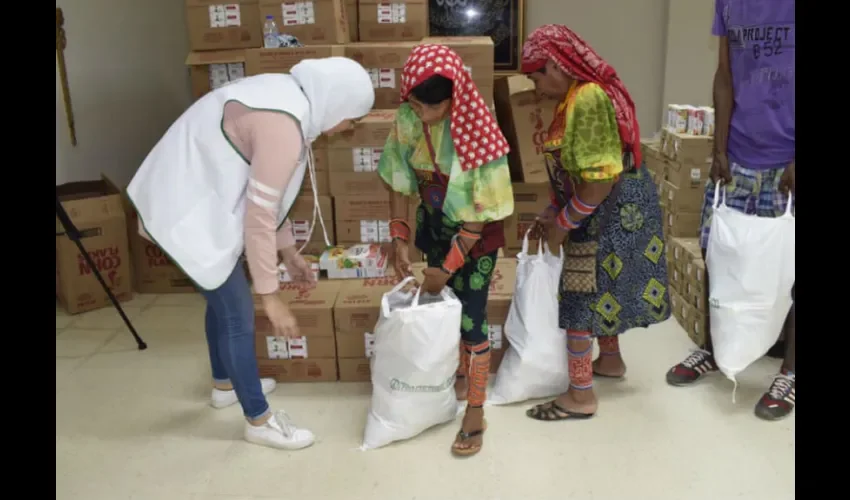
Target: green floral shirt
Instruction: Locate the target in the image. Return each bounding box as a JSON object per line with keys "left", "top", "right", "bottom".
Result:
{"left": 377, "top": 103, "right": 514, "bottom": 224}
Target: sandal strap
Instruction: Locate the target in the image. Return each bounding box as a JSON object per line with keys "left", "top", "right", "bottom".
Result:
{"left": 457, "top": 428, "right": 486, "bottom": 440}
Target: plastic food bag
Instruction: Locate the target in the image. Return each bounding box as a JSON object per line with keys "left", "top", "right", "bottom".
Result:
{"left": 361, "top": 277, "right": 462, "bottom": 450}
{"left": 488, "top": 230, "right": 569, "bottom": 405}
{"left": 706, "top": 183, "right": 795, "bottom": 397}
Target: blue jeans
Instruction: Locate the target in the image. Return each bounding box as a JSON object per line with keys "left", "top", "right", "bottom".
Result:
{"left": 200, "top": 263, "right": 270, "bottom": 421}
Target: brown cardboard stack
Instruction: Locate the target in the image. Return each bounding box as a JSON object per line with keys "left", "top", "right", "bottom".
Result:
{"left": 56, "top": 178, "right": 134, "bottom": 314}
{"left": 184, "top": 0, "right": 351, "bottom": 99}
{"left": 643, "top": 104, "right": 715, "bottom": 242}
{"left": 255, "top": 281, "right": 342, "bottom": 381}
{"left": 667, "top": 237, "right": 707, "bottom": 346}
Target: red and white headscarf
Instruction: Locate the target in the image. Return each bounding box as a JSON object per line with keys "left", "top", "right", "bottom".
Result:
{"left": 522, "top": 24, "right": 642, "bottom": 167}
{"left": 400, "top": 44, "right": 509, "bottom": 172}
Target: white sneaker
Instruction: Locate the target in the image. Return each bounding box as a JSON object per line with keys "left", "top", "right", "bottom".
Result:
{"left": 210, "top": 378, "right": 277, "bottom": 409}
{"left": 244, "top": 410, "right": 315, "bottom": 450}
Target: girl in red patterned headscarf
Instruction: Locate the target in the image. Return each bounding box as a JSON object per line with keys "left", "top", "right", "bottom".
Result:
{"left": 376, "top": 44, "right": 514, "bottom": 457}
{"left": 522, "top": 25, "right": 671, "bottom": 423}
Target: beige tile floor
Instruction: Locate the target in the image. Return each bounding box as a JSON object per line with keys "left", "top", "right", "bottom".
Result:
{"left": 57, "top": 293, "right": 794, "bottom": 500}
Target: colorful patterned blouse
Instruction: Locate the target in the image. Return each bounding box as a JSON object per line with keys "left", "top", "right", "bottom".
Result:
{"left": 544, "top": 82, "right": 625, "bottom": 184}
{"left": 377, "top": 103, "right": 514, "bottom": 224}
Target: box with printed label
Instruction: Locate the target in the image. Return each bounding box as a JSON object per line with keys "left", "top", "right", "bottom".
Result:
{"left": 244, "top": 44, "right": 344, "bottom": 75}
{"left": 665, "top": 210, "right": 701, "bottom": 239}
{"left": 185, "top": 50, "right": 247, "bottom": 100}
{"left": 503, "top": 183, "right": 551, "bottom": 251}
{"left": 422, "top": 36, "right": 495, "bottom": 106}
{"left": 185, "top": 0, "right": 262, "bottom": 52}
{"left": 494, "top": 75, "right": 556, "bottom": 183}
{"left": 664, "top": 158, "right": 711, "bottom": 191}
{"left": 333, "top": 193, "right": 391, "bottom": 242}
{"left": 358, "top": 0, "right": 428, "bottom": 42}
{"left": 327, "top": 110, "right": 397, "bottom": 196}
{"left": 661, "top": 180, "right": 703, "bottom": 213}
{"left": 56, "top": 177, "right": 134, "bottom": 314}
{"left": 344, "top": 42, "right": 418, "bottom": 109}
{"left": 288, "top": 195, "right": 335, "bottom": 248}
{"left": 333, "top": 275, "right": 400, "bottom": 381}
{"left": 300, "top": 136, "right": 329, "bottom": 196}
{"left": 254, "top": 280, "right": 341, "bottom": 381}
{"left": 259, "top": 0, "right": 350, "bottom": 45}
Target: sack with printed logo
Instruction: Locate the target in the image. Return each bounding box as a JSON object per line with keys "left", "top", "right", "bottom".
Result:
{"left": 361, "top": 277, "right": 462, "bottom": 450}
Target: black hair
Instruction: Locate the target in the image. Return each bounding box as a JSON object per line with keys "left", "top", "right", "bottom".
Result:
{"left": 409, "top": 75, "right": 453, "bottom": 105}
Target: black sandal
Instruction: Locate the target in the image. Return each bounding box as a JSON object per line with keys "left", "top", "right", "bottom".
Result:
{"left": 526, "top": 400, "right": 595, "bottom": 421}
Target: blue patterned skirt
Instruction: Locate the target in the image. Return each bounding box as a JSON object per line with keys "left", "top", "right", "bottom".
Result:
{"left": 558, "top": 166, "right": 671, "bottom": 336}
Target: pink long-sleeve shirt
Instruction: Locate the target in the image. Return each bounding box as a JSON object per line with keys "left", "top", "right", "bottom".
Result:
{"left": 139, "top": 101, "right": 304, "bottom": 295}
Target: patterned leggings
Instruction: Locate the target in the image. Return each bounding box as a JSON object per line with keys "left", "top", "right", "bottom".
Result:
{"left": 425, "top": 247, "right": 497, "bottom": 408}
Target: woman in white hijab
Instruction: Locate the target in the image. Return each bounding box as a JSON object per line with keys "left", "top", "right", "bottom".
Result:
{"left": 127, "top": 57, "right": 375, "bottom": 450}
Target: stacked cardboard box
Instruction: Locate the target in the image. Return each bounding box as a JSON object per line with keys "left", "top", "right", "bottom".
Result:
{"left": 667, "top": 237, "right": 707, "bottom": 347}
{"left": 254, "top": 281, "right": 342, "bottom": 382}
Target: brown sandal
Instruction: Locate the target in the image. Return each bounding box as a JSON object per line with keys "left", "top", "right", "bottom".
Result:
{"left": 451, "top": 420, "right": 487, "bottom": 457}
{"left": 526, "top": 400, "right": 595, "bottom": 421}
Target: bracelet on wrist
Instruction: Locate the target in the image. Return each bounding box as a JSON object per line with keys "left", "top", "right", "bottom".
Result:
{"left": 389, "top": 218, "right": 411, "bottom": 242}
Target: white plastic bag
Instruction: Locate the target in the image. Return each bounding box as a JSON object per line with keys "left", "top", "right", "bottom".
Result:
{"left": 488, "top": 230, "right": 569, "bottom": 405}
{"left": 361, "top": 276, "right": 462, "bottom": 450}
{"left": 706, "top": 183, "right": 795, "bottom": 394}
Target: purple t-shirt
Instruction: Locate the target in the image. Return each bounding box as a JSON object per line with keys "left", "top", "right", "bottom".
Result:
{"left": 712, "top": 0, "right": 795, "bottom": 169}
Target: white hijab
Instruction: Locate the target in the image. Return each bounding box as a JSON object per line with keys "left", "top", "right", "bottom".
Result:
{"left": 290, "top": 57, "right": 375, "bottom": 142}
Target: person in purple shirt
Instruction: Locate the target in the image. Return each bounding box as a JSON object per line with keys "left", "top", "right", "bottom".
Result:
{"left": 665, "top": 0, "right": 795, "bottom": 421}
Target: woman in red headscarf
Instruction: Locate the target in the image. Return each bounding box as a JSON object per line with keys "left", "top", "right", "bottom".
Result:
{"left": 522, "top": 25, "right": 670, "bottom": 421}
{"left": 376, "top": 44, "right": 514, "bottom": 456}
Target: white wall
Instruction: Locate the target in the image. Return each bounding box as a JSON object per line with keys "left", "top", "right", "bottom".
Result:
{"left": 55, "top": 0, "right": 192, "bottom": 187}
{"left": 525, "top": 0, "right": 670, "bottom": 135}
{"left": 660, "top": 0, "right": 719, "bottom": 122}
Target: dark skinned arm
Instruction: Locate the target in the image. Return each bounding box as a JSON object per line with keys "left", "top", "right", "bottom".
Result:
{"left": 713, "top": 36, "right": 733, "bottom": 158}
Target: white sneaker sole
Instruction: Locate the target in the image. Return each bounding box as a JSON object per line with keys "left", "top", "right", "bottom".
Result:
{"left": 243, "top": 433, "right": 315, "bottom": 451}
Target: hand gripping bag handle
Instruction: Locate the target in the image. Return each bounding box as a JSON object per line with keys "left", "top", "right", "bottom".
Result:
{"left": 521, "top": 227, "right": 544, "bottom": 261}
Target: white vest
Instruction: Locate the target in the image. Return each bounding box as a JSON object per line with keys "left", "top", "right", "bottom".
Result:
{"left": 127, "top": 74, "right": 311, "bottom": 291}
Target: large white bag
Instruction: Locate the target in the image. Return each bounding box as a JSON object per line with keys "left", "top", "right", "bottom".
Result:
{"left": 361, "top": 277, "right": 462, "bottom": 450}
{"left": 706, "top": 183, "right": 795, "bottom": 392}
{"left": 488, "top": 230, "right": 569, "bottom": 405}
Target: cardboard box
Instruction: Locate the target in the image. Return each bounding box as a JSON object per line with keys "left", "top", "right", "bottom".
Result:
{"left": 56, "top": 177, "right": 133, "bottom": 315}
{"left": 333, "top": 193, "right": 391, "bottom": 242}
{"left": 258, "top": 358, "right": 339, "bottom": 382}
{"left": 127, "top": 215, "right": 196, "bottom": 295}
{"left": 334, "top": 276, "right": 400, "bottom": 382}
{"left": 344, "top": 42, "right": 418, "bottom": 109}
{"left": 185, "top": 0, "right": 262, "bottom": 52}
{"left": 244, "top": 45, "right": 344, "bottom": 75}
{"left": 289, "top": 195, "right": 335, "bottom": 247}
{"left": 358, "top": 0, "right": 428, "bottom": 42}
{"left": 185, "top": 50, "right": 247, "bottom": 100}
{"left": 320, "top": 244, "right": 390, "bottom": 279}
{"left": 345, "top": 0, "right": 358, "bottom": 40}
{"left": 259, "top": 0, "right": 350, "bottom": 44}
{"left": 254, "top": 280, "right": 341, "bottom": 381}
{"left": 327, "top": 110, "right": 396, "bottom": 196}
{"left": 661, "top": 130, "right": 714, "bottom": 165}
{"left": 665, "top": 210, "right": 701, "bottom": 239}
{"left": 494, "top": 75, "right": 556, "bottom": 183}
{"left": 422, "top": 36, "right": 496, "bottom": 106}
{"left": 503, "top": 183, "right": 551, "bottom": 250}
{"left": 662, "top": 180, "right": 703, "bottom": 213}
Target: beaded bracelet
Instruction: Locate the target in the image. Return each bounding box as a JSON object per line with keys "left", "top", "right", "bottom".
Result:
{"left": 389, "top": 218, "right": 411, "bottom": 242}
